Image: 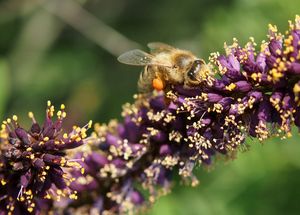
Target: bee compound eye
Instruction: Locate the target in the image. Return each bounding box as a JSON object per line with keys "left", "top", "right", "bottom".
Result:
{"left": 187, "top": 60, "right": 202, "bottom": 81}
{"left": 187, "top": 69, "right": 197, "bottom": 80}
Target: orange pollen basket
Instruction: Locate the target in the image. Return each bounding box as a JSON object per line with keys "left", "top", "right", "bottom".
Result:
{"left": 152, "top": 78, "right": 164, "bottom": 91}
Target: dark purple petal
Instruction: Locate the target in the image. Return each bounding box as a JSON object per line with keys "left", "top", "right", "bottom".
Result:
{"left": 130, "top": 190, "right": 144, "bottom": 205}
{"left": 235, "top": 81, "right": 252, "bottom": 92}
{"left": 49, "top": 168, "right": 67, "bottom": 190}
{"left": 228, "top": 54, "right": 240, "bottom": 71}
{"left": 33, "top": 158, "right": 45, "bottom": 170}
{"left": 91, "top": 153, "right": 108, "bottom": 167}
{"left": 219, "top": 97, "right": 234, "bottom": 110}
{"left": 256, "top": 52, "right": 267, "bottom": 72}
{"left": 30, "top": 123, "right": 41, "bottom": 134}
{"left": 288, "top": 62, "right": 300, "bottom": 74}
{"left": 269, "top": 39, "right": 282, "bottom": 57}
{"left": 207, "top": 93, "right": 223, "bottom": 102}
{"left": 159, "top": 144, "right": 172, "bottom": 156}
{"left": 15, "top": 128, "right": 30, "bottom": 146}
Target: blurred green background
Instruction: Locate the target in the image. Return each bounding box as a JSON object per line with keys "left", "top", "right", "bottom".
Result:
{"left": 0, "top": 0, "right": 300, "bottom": 214}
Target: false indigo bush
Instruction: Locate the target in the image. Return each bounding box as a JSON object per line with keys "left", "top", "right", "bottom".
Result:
{"left": 1, "top": 15, "right": 300, "bottom": 215}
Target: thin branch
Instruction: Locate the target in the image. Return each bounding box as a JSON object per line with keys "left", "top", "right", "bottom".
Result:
{"left": 42, "top": 0, "right": 141, "bottom": 56}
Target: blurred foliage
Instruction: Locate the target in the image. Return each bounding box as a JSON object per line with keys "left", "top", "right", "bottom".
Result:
{"left": 0, "top": 0, "right": 300, "bottom": 214}
{"left": 0, "top": 59, "right": 10, "bottom": 118}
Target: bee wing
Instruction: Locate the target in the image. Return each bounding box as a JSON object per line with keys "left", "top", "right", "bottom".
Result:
{"left": 147, "top": 42, "right": 176, "bottom": 53}
{"left": 118, "top": 49, "right": 154, "bottom": 66}
{"left": 118, "top": 49, "right": 172, "bottom": 67}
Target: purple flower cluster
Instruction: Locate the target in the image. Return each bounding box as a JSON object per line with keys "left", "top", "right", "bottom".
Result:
{"left": 62, "top": 16, "right": 300, "bottom": 214}
{"left": 1, "top": 15, "right": 300, "bottom": 215}
{"left": 0, "top": 101, "right": 91, "bottom": 214}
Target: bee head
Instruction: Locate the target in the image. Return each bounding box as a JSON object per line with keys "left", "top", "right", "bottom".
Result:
{"left": 186, "top": 59, "right": 209, "bottom": 84}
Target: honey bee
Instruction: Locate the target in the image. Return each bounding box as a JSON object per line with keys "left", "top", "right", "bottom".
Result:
{"left": 118, "top": 42, "right": 212, "bottom": 93}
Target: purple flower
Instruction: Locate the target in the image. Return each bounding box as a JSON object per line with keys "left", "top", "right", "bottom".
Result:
{"left": 2, "top": 15, "right": 300, "bottom": 215}
{"left": 0, "top": 101, "right": 91, "bottom": 214}
{"left": 63, "top": 16, "right": 300, "bottom": 214}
